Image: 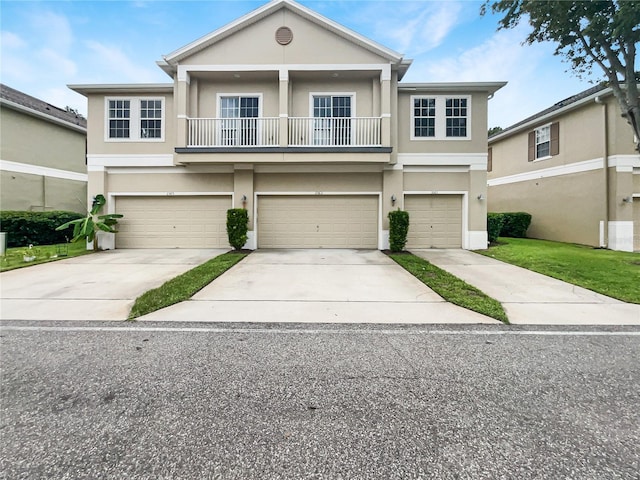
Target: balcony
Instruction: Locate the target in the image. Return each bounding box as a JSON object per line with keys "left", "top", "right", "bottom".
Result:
{"left": 185, "top": 116, "right": 382, "bottom": 148}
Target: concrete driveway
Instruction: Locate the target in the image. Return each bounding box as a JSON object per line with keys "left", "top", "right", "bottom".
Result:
{"left": 0, "top": 249, "right": 226, "bottom": 321}
{"left": 413, "top": 249, "right": 640, "bottom": 325}
{"left": 139, "top": 249, "right": 498, "bottom": 324}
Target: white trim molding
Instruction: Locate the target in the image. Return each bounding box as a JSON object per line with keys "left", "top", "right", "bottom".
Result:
{"left": 87, "top": 154, "right": 174, "bottom": 168}
{"left": 608, "top": 221, "right": 634, "bottom": 252}
{"left": 608, "top": 154, "right": 640, "bottom": 173}
{"left": 398, "top": 153, "right": 487, "bottom": 170}
{"left": 467, "top": 230, "right": 488, "bottom": 250}
{"left": 488, "top": 158, "right": 604, "bottom": 187}
{"left": 0, "top": 159, "right": 87, "bottom": 182}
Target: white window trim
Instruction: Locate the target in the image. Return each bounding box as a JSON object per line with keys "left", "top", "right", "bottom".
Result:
{"left": 308, "top": 92, "right": 357, "bottom": 118}
{"left": 216, "top": 93, "right": 264, "bottom": 118}
{"left": 104, "top": 97, "right": 165, "bottom": 143}
{"left": 410, "top": 95, "right": 471, "bottom": 141}
{"left": 533, "top": 122, "right": 552, "bottom": 162}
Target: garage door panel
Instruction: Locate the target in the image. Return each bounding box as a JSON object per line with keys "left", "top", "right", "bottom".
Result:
{"left": 405, "top": 195, "right": 463, "bottom": 249}
{"left": 258, "top": 195, "right": 378, "bottom": 248}
{"left": 116, "top": 196, "right": 231, "bottom": 248}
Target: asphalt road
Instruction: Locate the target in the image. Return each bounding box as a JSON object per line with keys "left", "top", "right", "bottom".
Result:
{"left": 1, "top": 322, "right": 639, "bottom": 479}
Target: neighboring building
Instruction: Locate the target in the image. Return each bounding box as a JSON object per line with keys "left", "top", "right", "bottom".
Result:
{"left": 0, "top": 84, "right": 88, "bottom": 213}
{"left": 488, "top": 84, "right": 640, "bottom": 252}
{"left": 70, "top": 0, "right": 505, "bottom": 250}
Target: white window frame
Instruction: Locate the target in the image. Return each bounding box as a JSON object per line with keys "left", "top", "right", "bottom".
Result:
{"left": 410, "top": 95, "right": 471, "bottom": 141}
{"left": 104, "top": 97, "right": 165, "bottom": 142}
{"left": 216, "top": 93, "right": 263, "bottom": 146}
{"left": 534, "top": 123, "right": 552, "bottom": 161}
{"left": 308, "top": 92, "right": 356, "bottom": 146}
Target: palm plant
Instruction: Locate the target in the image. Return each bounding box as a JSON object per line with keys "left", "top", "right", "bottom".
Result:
{"left": 56, "top": 194, "right": 123, "bottom": 250}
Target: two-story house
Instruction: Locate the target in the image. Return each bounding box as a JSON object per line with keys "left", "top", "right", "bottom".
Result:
{"left": 488, "top": 84, "right": 640, "bottom": 252}
{"left": 1, "top": 84, "right": 87, "bottom": 213}
{"left": 70, "top": 0, "right": 505, "bottom": 250}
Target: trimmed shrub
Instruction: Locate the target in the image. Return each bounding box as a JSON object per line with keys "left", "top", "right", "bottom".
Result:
{"left": 0, "top": 211, "right": 84, "bottom": 248}
{"left": 388, "top": 209, "right": 410, "bottom": 252}
{"left": 487, "top": 213, "right": 505, "bottom": 244}
{"left": 500, "top": 212, "right": 532, "bottom": 238}
{"left": 226, "top": 208, "right": 249, "bottom": 250}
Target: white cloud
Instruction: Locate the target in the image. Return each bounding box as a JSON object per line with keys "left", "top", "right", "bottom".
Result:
{"left": 29, "top": 11, "right": 74, "bottom": 52}
{"left": 42, "top": 86, "right": 87, "bottom": 116}
{"left": 85, "top": 41, "right": 164, "bottom": 83}
{"left": 1, "top": 31, "right": 27, "bottom": 49}
{"left": 38, "top": 48, "right": 77, "bottom": 77}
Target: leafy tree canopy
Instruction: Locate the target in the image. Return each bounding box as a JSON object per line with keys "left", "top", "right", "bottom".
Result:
{"left": 482, "top": 0, "right": 640, "bottom": 150}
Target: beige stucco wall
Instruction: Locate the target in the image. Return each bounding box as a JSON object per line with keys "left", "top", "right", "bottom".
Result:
{"left": 403, "top": 171, "right": 470, "bottom": 192}
{"left": 488, "top": 169, "right": 605, "bottom": 246}
{"left": 181, "top": 9, "right": 389, "bottom": 66}
{"left": 107, "top": 172, "right": 233, "bottom": 193}
{"left": 255, "top": 172, "right": 381, "bottom": 192}
{"left": 397, "top": 91, "right": 488, "bottom": 154}
{"left": 289, "top": 78, "right": 376, "bottom": 118}
{"left": 1, "top": 107, "right": 86, "bottom": 173}
{"left": 85, "top": 92, "right": 175, "bottom": 155}
{"left": 1, "top": 171, "right": 86, "bottom": 212}
{"left": 195, "top": 79, "right": 280, "bottom": 118}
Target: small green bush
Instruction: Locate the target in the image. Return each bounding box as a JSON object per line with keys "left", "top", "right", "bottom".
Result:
{"left": 0, "top": 211, "right": 84, "bottom": 248}
{"left": 487, "top": 213, "right": 505, "bottom": 244}
{"left": 500, "top": 212, "right": 532, "bottom": 238}
{"left": 226, "top": 208, "right": 249, "bottom": 250}
{"left": 388, "top": 209, "right": 410, "bottom": 252}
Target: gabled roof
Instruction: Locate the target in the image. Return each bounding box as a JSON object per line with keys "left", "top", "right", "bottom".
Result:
{"left": 489, "top": 83, "right": 611, "bottom": 142}
{"left": 162, "top": 0, "right": 405, "bottom": 66}
{"left": 1, "top": 83, "right": 87, "bottom": 131}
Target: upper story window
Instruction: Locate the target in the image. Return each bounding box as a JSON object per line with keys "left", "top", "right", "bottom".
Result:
{"left": 528, "top": 122, "right": 559, "bottom": 161}
{"left": 106, "top": 97, "right": 164, "bottom": 142}
{"left": 312, "top": 94, "right": 353, "bottom": 146}
{"left": 411, "top": 95, "right": 471, "bottom": 140}
{"left": 219, "top": 95, "right": 261, "bottom": 146}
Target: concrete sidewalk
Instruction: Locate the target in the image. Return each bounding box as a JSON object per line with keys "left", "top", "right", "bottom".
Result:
{"left": 412, "top": 249, "right": 640, "bottom": 325}
{"left": 0, "top": 249, "right": 225, "bottom": 321}
{"left": 139, "top": 249, "right": 499, "bottom": 324}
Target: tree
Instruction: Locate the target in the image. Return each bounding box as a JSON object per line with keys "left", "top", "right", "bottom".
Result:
{"left": 56, "top": 194, "right": 123, "bottom": 250}
{"left": 482, "top": 0, "right": 640, "bottom": 151}
{"left": 488, "top": 126, "right": 503, "bottom": 136}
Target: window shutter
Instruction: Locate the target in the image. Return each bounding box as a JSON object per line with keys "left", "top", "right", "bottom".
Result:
{"left": 528, "top": 131, "right": 535, "bottom": 162}
{"left": 488, "top": 147, "right": 493, "bottom": 172}
{"left": 550, "top": 122, "right": 560, "bottom": 156}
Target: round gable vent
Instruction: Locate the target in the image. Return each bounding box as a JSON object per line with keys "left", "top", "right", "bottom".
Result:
{"left": 275, "top": 26, "right": 293, "bottom": 45}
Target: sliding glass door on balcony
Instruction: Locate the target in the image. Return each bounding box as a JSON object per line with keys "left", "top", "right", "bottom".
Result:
{"left": 312, "top": 95, "right": 351, "bottom": 146}
{"left": 220, "top": 96, "right": 259, "bottom": 146}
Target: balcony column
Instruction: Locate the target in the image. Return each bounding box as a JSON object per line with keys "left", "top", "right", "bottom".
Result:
{"left": 279, "top": 69, "right": 289, "bottom": 147}
{"left": 380, "top": 65, "right": 391, "bottom": 148}
{"left": 176, "top": 68, "right": 190, "bottom": 148}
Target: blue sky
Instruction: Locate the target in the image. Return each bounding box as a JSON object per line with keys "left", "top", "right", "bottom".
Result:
{"left": 1, "top": 0, "right": 600, "bottom": 127}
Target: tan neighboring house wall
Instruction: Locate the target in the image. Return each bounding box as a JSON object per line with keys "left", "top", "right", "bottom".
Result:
{"left": 70, "top": 0, "right": 505, "bottom": 250}
{"left": 0, "top": 85, "right": 87, "bottom": 213}
{"left": 488, "top": 86, "right": 640, "bottom": 252}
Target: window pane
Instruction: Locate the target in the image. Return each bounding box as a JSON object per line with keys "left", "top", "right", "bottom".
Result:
{"left": 445, "top": 97, "right": 467, "bottom": 137}
{"left": 414, "top": 97, "right": 436, "bottom": 137}
{"left": 108, "top": 100, "right": 130, "bottom": 138}
{"left": 140, "top": 99, "right": 162, "bottom": 138}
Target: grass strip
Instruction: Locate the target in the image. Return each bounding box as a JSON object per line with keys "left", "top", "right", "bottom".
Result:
{"left": 389, "top": 253, "right": 509, "bottom": 324}
{"left": 128, "top": 251, "right": 248, "bottom": 320}
{"left": 478, "top": 237, "right": 640, "bottom": 304}
{"left": 1, "top": 242, "right": 93, "bottom": 272}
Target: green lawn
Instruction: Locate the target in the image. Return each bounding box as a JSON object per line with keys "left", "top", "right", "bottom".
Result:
{"left": 478, "top": 237, "right": 640, "bottom": 304}
{"left": 389, "top": 253, "right": 509, "bottom": 324}
{"left": 128, "top": 251, "right": 249, "bottom": 319}
{"left": 1, "top": 242, "right": 92, "bottom": 272}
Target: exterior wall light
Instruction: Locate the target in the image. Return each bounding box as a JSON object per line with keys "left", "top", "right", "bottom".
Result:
{"left": 391, "top": 194, "right": 397, "bottom": 206}
{"left": 477, "top": 194, "right": 485, "bottom": 201}
{"left": 622, "top": 196, "right": 632, "bottom": 203}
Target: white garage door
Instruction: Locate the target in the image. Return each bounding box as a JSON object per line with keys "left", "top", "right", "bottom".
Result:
{"left": 115, "top": 196, "right": 231, "bottom": 248}
{"left": 258, "top": 195, "right": 378, "bottom": 248}
{"left": 634, "top": 197, "right": 640, "bottom": 252}
{"left": 405, "top": 194, "right": 463, "bottom": 249}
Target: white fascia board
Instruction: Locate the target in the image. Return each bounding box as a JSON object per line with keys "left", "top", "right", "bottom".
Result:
{"left": 1, "top": 159, "right": 87, "bottom": 182}
{"left": 164, "top": 0, "right": 403, "bottom": 65}
{"left": 488, "top": 158, "right": 604, "bottom": 187}
{"left": 608, "top": 154, "right": 640, "bottom": 172}
{"left": 0, "top": 98, "right": 86, "bottom": 133}
{"left": 489, "top": 88, "right": 614, "bottom": 143}
{"left": 87, "top": 154, "right": 174, "bottom": 168}
{"left": 399, "top": 82, "right": 507, "bottom": 95}
{"left": 68, "top": 84, "right": 173, "bottom": 96}
{"left": 398, "top": 153, "right": 487, "bottom": 169}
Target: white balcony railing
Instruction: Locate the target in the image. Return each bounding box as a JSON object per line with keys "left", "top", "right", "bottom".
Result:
{"left": 186, "top": 116, "right": 382, "bottom": 148}
{"left": 187, "top": 117, "right": 279, "bottom": 147}
{"left": 288, "top": 117, "right": 381, "bottom": 147}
